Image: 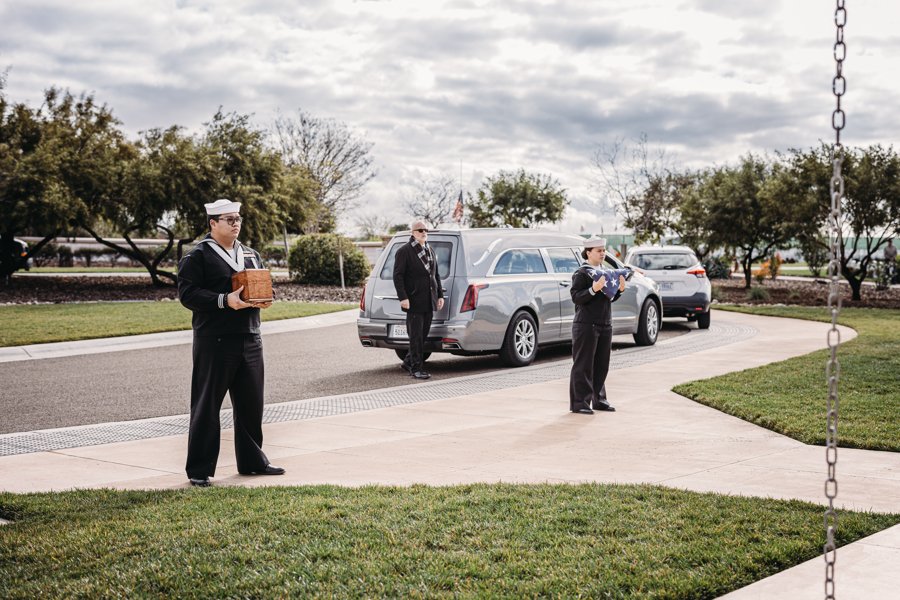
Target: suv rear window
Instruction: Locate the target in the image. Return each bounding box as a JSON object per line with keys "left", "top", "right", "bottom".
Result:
{"left": 379, "top": 241, "right": 453, "bottom": 280}
{"left": 631, "top": 252, "right": 697, "bottom": 270}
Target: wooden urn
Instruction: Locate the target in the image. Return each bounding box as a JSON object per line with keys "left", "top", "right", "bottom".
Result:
{"left": 231, "top": 269, "right": 274, "bottom": 304}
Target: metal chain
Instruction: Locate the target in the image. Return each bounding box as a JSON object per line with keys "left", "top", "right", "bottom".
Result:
{"left": 825, "top": 2, "right": 846, "bottom": 599}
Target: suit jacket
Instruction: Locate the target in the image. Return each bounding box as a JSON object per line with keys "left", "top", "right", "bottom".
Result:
{"left": 570, "top": 264, "right": 622, "bottom": 326}
{"left": 393, "top": 238, "right": 443, "bottom": 313}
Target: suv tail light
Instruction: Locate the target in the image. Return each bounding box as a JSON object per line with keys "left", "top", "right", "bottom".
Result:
{"left": 460, "top": 283, "right": 489, "bottom": 312}
{"left": 359, "top": 285, "right": 366, "bottom": 311}
{"left": 687, "top": 267, "right": 707, "bottom": 279}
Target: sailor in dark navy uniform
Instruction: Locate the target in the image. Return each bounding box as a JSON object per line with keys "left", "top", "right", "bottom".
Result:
{"left": 569, "top": 237, "right": 626, "bottom": 415}
{"left": 177, "top": 199, "right": 284, "bottom": 487}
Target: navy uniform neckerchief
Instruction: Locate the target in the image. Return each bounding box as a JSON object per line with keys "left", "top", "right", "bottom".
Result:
{"left": 409, "top": 236, "right": 434, "bottom": 272}
{"left": 198, "top": 237, "right": 260, "bottom": 272}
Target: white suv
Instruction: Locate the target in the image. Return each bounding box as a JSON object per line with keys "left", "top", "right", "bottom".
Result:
{"left": 624, "top": 245, "right": 712, "bottom": 329}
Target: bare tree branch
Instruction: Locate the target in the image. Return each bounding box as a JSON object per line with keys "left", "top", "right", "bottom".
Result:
{"left": 273, "top": 110, "right": 376, "bottom": 230}
{"left": 402, "top": 173, "right": 458, "bottom": 228}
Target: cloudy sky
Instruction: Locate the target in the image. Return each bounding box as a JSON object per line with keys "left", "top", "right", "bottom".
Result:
{"left": 2, "top": 0, "right": 898, "bottom": 234}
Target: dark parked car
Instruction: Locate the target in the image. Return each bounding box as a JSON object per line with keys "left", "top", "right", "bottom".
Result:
{"left": 11, "top": 238, "right": 32, "bottom": 271}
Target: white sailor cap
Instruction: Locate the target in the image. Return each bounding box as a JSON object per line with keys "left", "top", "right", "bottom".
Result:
{"left": 204, "top": 199, "right": 242, "bottom": 215}
{"left": 583, "top": 237, "right": 607, "bottom": 249}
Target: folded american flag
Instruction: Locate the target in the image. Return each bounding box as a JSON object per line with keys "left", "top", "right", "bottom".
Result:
{"left": 587, "top": 267, "right": 633, "bottom": 300}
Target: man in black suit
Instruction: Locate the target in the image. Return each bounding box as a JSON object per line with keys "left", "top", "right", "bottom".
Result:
{"left": 392, "top": 220, "right": 444, "bottom": 379}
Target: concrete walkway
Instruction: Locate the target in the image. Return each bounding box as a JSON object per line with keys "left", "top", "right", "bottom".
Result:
{"left": 1, "top": 310, "right": 897, "bottom": 598}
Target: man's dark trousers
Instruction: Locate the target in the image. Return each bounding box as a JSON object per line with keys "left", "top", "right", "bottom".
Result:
{"left": 404, "top": 310, "right": 433, "bottom": 372}
{"left": 186, "top": 334, "right": 269, "bottom": 478}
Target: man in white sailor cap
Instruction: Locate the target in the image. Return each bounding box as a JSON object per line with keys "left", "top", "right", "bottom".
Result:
{"left": 177, "top": 199, "right": 284, "bottom": 487}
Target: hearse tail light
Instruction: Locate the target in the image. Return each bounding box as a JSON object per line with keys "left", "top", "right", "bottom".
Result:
{"left": 359, "top": 285, "right": 366, "bottom": 311}
{"left": 460, "top": 283, "right": 489, "bottom": 312}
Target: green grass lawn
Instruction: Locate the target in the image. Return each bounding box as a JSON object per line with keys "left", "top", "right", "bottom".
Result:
{"left": 30, "top": 266, "right": 150, "bottom": 273}
{"left": 1, "top": 485, "right": 896, "bottom": 599}
{"left": 28, "top": 267, "right": 290, "bottom": 273}
{"left": 0, "top": 301, "right": 354, "bottom": 347}
{"left": 676, "top": 306, "right": 900, "bottom": 451}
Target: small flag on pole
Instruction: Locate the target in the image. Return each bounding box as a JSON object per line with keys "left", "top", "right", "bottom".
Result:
{"left": 452, "top": 190, "right": 464, "bottom": 223}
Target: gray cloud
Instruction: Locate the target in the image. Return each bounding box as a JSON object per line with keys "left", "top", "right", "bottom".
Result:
{"left": 2, "top": 0, "right": 898, "bottom": 232}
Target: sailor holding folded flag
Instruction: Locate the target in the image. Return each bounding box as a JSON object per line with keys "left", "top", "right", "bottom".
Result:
{"left": 569, "top": 237, "right": 630, "bottom": 415}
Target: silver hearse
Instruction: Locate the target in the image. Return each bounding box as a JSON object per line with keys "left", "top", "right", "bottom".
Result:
{"left": 357, "top": 228, "right": 662, "bottom": 367}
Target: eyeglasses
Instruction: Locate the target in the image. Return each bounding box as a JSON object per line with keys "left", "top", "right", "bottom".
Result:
{"left": 413, "top": 228, "right": 429, "bottom": 233}
{"left": 213, "top": 216, "right": 243, "bottom": 226}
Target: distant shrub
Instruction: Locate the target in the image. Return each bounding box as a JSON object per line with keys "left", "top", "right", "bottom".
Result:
{"left": 261, "top": 245, "right": 287, "bottom": 268}
{"left": 753, "top": 265, "right": 768, "bottom": 284}
{"left": 747, "top": 286, "right": 770, "bottom": 302}
{"left": 799, "top": 236, "right": 829, "bottom": 278}
{"left": 143, "top": 245, "right": 177, "bottom": 267}
{"left": 57, "top": 245, "right": 73, "bottom": 267}
{"left": 702, "top": 256, "right": 732, "bottom": 279}
{"left": 288, "top": 234, "right": 369, "bottom": 286}
{"left": 33, "top": 242, "right": 60, "bottom": 267}
{"left": 74, "top": 248, "right": 109, "bottom": 268}
{"left": 753, "top": 254, "right": 782, "bottom": 283}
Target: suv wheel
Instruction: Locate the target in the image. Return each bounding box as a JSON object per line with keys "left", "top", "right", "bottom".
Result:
{"left": 394, "top": 349, "right": 431, "bottom": 362}
{"left": 499, "top": 310, "right": 538, "bottom": 367}
{"left": 633, "top": 299, "right": 660, "bottom": 346}
{"left": 696, "top": 310, "right": 711, "bottom": 330}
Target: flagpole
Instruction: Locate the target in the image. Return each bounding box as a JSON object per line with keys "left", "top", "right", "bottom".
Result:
{"left": 454, "top": 161, "right": 464, "bottom": 226}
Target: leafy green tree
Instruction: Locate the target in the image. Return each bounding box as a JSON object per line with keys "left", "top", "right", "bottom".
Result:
{"left": 798, "top": 234, "right": 829, "bottom": 278}
{"left": 199, "top": 110, "right": 285, "bottom": 248}
{"left": 83, "top": 111, "right": 305, "bottom": 286}
{"left": 467, "top": 169, "right": 568, "bottom": 228}
{"left": 669, "top": 171, "right": 715, "bottom": 261}
{"left": 702, "top": 155, "right": 804, "bottom": 288}
{"left": 785, "top": 144, "right": 900, "bottom": 300}
{"left": 1, "top": 83, "right": 54, "bottom": 279}
{"left": 0, "top": 87, "right": 133, "bottom": 281}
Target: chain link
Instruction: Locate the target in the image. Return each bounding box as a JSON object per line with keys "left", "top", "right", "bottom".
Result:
{"left": 825, "top": 2, "right": 846, "bottom": 599}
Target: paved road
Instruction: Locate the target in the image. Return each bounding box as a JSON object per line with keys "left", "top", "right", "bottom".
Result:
{"left": 0, "top": 321, "right": 693, "bottom": 434}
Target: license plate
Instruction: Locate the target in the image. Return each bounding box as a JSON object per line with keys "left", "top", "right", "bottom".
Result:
{"left": 658, "top": 281, "right": 673, "bottom": 291}
{"left": 390, "top": 324, "right": 409, "bottom": 339}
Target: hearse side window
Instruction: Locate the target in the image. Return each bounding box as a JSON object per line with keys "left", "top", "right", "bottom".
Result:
{"left": 379, "top": 241, "right": 453, "bottom": 280}
{"left": 546, "top": 247, "right": 581, "bottom": 273}
{"left": 493, "top": 249, "right": 548, "bottom": 275}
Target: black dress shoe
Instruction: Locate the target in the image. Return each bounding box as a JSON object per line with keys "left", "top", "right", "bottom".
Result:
{"left": 411, "top": 371, "right": 431, "bottom": 380}
{"left": 189, "top": 477, "right": 211, "bottom": 487}
{"left": 240, "top": 465, "right": 286, "bottom": 476}
{"left": 571, "top": 407, "right": 594, "bottom": 415}
{"left": 592, "top": 402, "right": 616, "bottom": 412}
